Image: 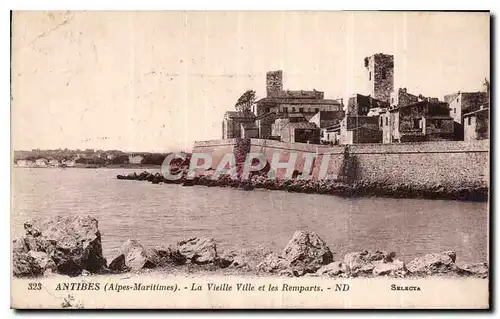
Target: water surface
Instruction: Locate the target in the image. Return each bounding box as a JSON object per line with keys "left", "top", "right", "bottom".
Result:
{"left": 12, "top": 168, "right": 488, "bottom": 263}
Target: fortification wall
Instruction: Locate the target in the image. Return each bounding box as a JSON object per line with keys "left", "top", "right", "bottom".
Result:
{"left": 191, "top": 139, "right": 489, "bottom": 188}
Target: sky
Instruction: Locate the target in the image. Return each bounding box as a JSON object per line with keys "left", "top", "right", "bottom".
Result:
{"left": 11, "top": 11, "right": 490, "bottom": 152}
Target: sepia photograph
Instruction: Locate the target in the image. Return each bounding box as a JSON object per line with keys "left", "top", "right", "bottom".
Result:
{"left": 10, "top": 10, "right": 490, "bottom": 309}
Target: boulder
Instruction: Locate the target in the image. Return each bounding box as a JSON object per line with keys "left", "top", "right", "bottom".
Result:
{"left": 316, "top": 261, "right": 346, "bottom": 277}
{"left": 257, "top": 230, "right": 333, "bottom": 276}
{"left": 281, "top": 230, "right": 334, "bottom": 274}
{"left": 372, "top": 259, "right": 407, "bottom": 277}
{"left": 177, "top": 237, "right": 217, "bottom": 264}
{"left": 22, "top": 215, "right": 107, "bottom": 276}
{"left": 407, "top": 251, "right": 462, "bottom": 276}
{"left": 459, "top": 262, "right": 489, "bottom": 279}
{"left": 108, "top": 239, "right": 159, "bottom": 272}
{"left": 256, "top": 252, "right": 286, "bottom": 273}
{"left": 153, "top": 244, "right": 187, "bottom": 266}
{"left": 12, "top": 237, "right": 29, "bottom": 253}
{"left": 28, "top": 251, "right": 58, "bottom": 275}
{"left": 214, "top": 249, "right": 236, "bottom": 268}
{"left": 343, "top": 251, "right": 399, "bottom": 277}
{"left": 12, "top": 252, "right": 43, "bottom": 277}
{"left": 216, "top": 249, "right": 249, "bottom": 269}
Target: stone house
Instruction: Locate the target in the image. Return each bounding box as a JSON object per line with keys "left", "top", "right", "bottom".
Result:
{"left": 340, "top": 116, "right": 382, "bottom": 144}
{"left": 280, "top": 122, "right": 320, "bottom": 144}
{"left": 347, "top": 93, "right": 389, "bottom": 117}
{"left": 221, "top": 111, "right": 256, "bottom": 139}
{"left": 309, "top": 110, "right": 345, "bottom": 129}
{"left": 271, "top": 114, "right": 307, "bottom": 138}
{"left": 240, "top": 122, "right": 259, "bottom": 138}
{"left": 381, "top": 100, "right": 454, "bottom": 143}
{"left": 390, "top": 88, "right": 419, "bottom": 107}
{"left": 445, "top": 91, "right": 489, "bottom": 140}
{"left": 463, "top": 106, "right": 489, "bottom": 141}
{"left": 321, "top": 124, "right": 341, "bottom": 145}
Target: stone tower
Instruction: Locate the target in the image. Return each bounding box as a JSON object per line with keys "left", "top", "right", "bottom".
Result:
{"left": 266, "top": 70, "right": 283, "bottom": 97}
{"left": 364, "top": 53, "right": 394, "bottom": 104}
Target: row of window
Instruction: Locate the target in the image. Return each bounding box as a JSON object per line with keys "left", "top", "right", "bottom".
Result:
{"left": 282, "top": 107, "right": 320, "bottom": 113}
{"left": 380, "top": 117, "right": 444, "bottom": 128}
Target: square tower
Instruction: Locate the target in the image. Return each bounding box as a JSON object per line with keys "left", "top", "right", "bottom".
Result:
{"left": 364, "top": 53, "right": 394, "bottom": 104}
{"left": 266, "top": 70, "right": 283, "bottom": 97}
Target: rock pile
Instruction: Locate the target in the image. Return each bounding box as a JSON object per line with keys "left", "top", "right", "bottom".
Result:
{"left": 12, "top": 216, "right": 489, "bottom": 279}
{"left": 116, "top": 171, "right": 488, "bottom": 202}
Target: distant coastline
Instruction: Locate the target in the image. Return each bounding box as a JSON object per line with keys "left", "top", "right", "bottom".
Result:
{"left": 13, "top": 149, "right": 186, "bottom": 169}
{"left": 13, "top": 163, "right": 162, "bottom": 169}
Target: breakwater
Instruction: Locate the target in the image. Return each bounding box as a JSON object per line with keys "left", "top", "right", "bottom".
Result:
{"left": 12, "top": 216, "right": 489, "bottom": 279}
{"left": 116, "top": 170, "right": 488, "bottom": 202}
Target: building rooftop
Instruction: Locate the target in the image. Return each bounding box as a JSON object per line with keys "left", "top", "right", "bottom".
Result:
{"left": 255, "top": 97, "right": 341, "bottom": 105}
{"left": 285, "top": 122, "right": 318, "bottom": 130}
{"left": 463, "top": 107, "right": 489, "bottom": 118}
{"left": 389, "top": 100, "right": 448, "bottom": 112}
{"left": 224, "top": 111, "right": 256, "bottom": 119}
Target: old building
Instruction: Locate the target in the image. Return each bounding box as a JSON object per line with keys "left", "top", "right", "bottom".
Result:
{"left": 390, "top": 88, "right": 419, "bottom": 107}
{"left": 308, "top": 110, "right": 345, "bottom": 129}
{"left": 347, "top": 93, "right": 389, "bottom": 116}
{"left": 321, "top": 124, "right": 341, "bottom": 145}
{"left": 240, "top": 122, "right": 259, "bottom": 138}
{"left": 340, "top": 116, "right": 382, "bottom": 144}
{"left": 251, "top": 70, "right": 342, "bottom": 138}
{"left": 221, "top": 111, "right": 256, "bottom": 139}
{"left": 382, "top": 100, "right": 454, "bottom": 143}
{"left": 280, "top": 122, "right": 320, "bottom": 144}
{"left": 463, "top": 106, "right": 489, "bottom": 141}
{"left": 364, "top": 53, "right": 394, "bottom": 104}
{"left": 445, "top": 91, "right": 489, "bottom": 140}
{"left": 271, "top": 114, "right": 307, "bottom": 137}
{"left": 336, "top": 53, "right": 394, "bottom": 145}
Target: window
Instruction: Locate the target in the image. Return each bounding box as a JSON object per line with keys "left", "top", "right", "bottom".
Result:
{"left": 436, "top": 120, "right": 442, "bottom": 128}
{"left": 468, "top": 116, "right": 471, "bottom": 125}
{"left": 413, "top": 119, "right": 419, "bottom": 128}
{"left": 392, "top": 97, "right": 394, "bottom": 104}
{"left": 299, "top": 108, "right": 304, "bottom": 113}
{"left": 266, "top": 108, "right": 270, "bottom": 113}
{"left": 369, "top": 71, "right": 372, "bottom": 81}
{"left": 283, "top": 107, "right": 288, "bottom": 113}
{"left": 454, "top": 108, "right": 456, "bottom": 114}
{"left": 315, "top": 108, "right": 319, "bottom": 113}
{"left": 385, "top": 117, "right": 388, "bottom": 126}
{"left": 292, "top": 107, "right": 296, "bottom": 112}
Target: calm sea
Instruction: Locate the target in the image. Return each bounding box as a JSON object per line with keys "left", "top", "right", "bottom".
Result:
{"left": 12, "top": 168, "right": 488, "bottom": 264}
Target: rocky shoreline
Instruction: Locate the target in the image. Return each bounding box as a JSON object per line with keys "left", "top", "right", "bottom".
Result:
{"left": 116, "top": 171, "right": 488, "bottom": 202}
{"left": 12, "top": 216, "right": 489, "bottom": 279}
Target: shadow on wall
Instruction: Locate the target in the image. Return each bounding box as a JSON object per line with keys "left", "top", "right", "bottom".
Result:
{"left": 338, "top": 145, "right": 359, "bottom": 184}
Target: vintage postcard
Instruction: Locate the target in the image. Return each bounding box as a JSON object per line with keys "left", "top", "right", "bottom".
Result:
{"left": 10, "top": 11, "right": 490, "bottom": 309}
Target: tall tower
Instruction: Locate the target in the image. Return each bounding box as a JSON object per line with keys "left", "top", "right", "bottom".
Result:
{"left": 266, "top": 70, "right": 283, "bottom": 97}
{"left": 364, "top": 53, "right": 394, "bottom": 104}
